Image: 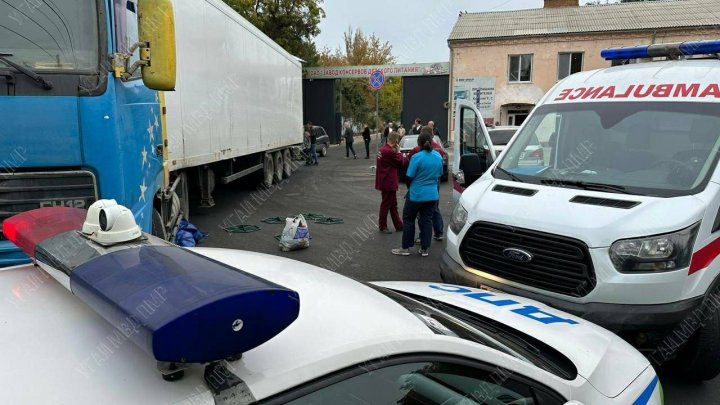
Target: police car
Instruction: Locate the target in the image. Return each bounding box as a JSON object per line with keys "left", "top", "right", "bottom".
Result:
{"left": 0, "top": 202, "right": 660, "bottom": 404}
{"left": 446, "top": 40, "right": 720, "bottom": 380}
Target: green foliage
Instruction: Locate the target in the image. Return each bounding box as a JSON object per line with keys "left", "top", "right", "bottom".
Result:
{"left": 319, "top": 27, "right": 398, "bottom": 128}
{"left": 223, "top": 0, "right": 325, "bottom": 65}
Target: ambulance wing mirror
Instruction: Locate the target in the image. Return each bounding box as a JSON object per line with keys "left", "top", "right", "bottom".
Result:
{"left": 137, "top": 0, "right": 177, "bottom": 91}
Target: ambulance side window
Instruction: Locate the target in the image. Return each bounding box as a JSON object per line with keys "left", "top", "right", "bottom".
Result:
{"left": 279, "top": 358, "right": 564, "bottom": 405}
{"left": 461, "top": 107, "right": 480, "bottom": 155}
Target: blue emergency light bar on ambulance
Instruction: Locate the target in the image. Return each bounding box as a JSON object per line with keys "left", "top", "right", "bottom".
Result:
{"left": 2, "top": 201, "right": 300, "bottom": 366}
{"left": 602, "top": 39, "right": 720, "bottom": 60}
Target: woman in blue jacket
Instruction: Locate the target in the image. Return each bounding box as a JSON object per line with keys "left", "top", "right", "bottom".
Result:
{"left": 392, "top": 130, "right": 443, "bottom": 257}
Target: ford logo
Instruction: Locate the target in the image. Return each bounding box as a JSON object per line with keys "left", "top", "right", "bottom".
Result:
{"left": 503, "top": 248, "right": 534, "bottom": 263}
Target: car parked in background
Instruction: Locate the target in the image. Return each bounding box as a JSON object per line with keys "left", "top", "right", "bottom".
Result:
{"left": 400, "top": 135, "right": 449, "bottom": 182}
{"left": 313, "top": 126, "right": 330, "bottom": 157}
{"left": 489, "top": 126, "right": 544, "bottom": 165}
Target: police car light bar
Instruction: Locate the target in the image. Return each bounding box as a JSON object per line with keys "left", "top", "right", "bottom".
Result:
{"left": 3, "top": 205, "right": 300, "bottom": 368}
{"left": 601, "top": 40, "right": 720, "bottom": 60}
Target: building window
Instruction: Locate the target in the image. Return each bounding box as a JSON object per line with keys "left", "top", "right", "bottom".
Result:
{"left": 558, "top": 52, "right": 583, "bottom": 80}
{"left": 508, "top": 54, "right": 533, "bottom": 83}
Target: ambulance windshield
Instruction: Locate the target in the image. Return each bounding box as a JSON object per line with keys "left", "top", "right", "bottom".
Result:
{"left": 495, "top": 102, "right": 720, "bottom": 197}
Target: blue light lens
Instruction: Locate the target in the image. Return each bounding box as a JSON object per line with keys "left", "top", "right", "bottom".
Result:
{"left": 679, "top": 40, "right": 720, "bottom": 56}
{"left": 70, "top": 246, "right": 300, "bottom": 363}
{"left": 603, "top": 40, "right": 720, "bottom": 60}
{"left": 601, "top": 45, "right": 649, "bottom": 60}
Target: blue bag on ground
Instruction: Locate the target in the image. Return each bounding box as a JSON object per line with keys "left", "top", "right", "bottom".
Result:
{"left": 175, "top": 219, "right": 208, "bottom": 247}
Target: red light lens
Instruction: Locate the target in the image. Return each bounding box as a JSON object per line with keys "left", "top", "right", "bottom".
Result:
{"left": 2, "top": 208, "right": 87, "bottom": 258}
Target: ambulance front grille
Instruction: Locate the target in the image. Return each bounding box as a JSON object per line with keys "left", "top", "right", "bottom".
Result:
{"left": 460, "top": 222, "right": 596, "bottom": 297}
{"left": 0, "top": 171, "right": 97, "bottom": 240}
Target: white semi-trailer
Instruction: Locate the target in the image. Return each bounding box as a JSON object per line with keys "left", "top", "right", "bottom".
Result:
{"left": 166, "top": 0, "right": 303, "bottom": 209}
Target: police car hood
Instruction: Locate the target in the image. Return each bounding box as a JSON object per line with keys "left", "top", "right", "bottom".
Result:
{"left": 374, "top": 281, "right": 651, "bottom": 398}
{"left": 461, "top": 177, "right": 707, "bottom": 248}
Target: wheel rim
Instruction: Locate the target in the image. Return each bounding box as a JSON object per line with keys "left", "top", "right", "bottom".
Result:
{"left": 264, "top": 155, "right": 274, "bottom": 187}
{"left": 274, "top": 152, "right": 283, "bottom": 182}
{"left": 283, "top": 149, "right": 292, "bottom": 176}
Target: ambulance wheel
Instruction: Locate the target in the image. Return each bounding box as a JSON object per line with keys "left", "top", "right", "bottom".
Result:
{"left": 274, "top": 152, "right": 284, "bottom": 183}
{"left": 673, "top": 299, "right": 720, "bottom": 381}
{"left": 151, "top": 209, "right": 167, "bottom": 240}
{"left": 263, "top": 154, "right": 274, "bottom": 188}
{"left": 283, "top": 149, "right": 293, "bottom": 178}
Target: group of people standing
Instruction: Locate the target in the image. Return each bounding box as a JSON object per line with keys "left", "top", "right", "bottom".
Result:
{"left": 375, "top": 120, "right": 445, "bottom": 257}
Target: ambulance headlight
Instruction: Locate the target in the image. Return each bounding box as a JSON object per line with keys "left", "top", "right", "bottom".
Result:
{"left": 449, "top": 203, "right": 468, "bottom": 235}
{"left": 610, "top": 224, "right": 699, "bottom": 272}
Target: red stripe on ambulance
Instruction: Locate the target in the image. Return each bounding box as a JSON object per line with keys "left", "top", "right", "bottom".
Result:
{"left": 555, "top": 83, "right": 720, "bottom": 101}
{"left": 689, "top": 237, "right": 720, "bottom": 276}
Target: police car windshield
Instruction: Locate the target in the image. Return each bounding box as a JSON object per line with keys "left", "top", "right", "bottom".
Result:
{"left": 370, "top": 285, "right": 578, "bottom": 380}
{"left": 495, "top": 102, "right": 720, "bottom": 197}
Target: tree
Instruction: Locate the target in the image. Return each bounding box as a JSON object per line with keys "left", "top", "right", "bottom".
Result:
{"left": 319, "top": 27, "right": 397, "bottom": 128}
{"left": 223, "top": 0, "right": 325, "bottom": 65}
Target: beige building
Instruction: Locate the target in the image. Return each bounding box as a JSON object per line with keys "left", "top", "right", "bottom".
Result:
{"left": 448, "top": 0, "right": 720, "bottom": 131}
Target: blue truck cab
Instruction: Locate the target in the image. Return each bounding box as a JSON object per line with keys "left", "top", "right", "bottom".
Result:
{"left": 0, "top": 0, "right": 178, "bottom": 266}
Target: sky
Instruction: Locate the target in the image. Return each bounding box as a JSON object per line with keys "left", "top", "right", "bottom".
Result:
{"left": 316, "top": 0, "right": 608, "bottom": 64}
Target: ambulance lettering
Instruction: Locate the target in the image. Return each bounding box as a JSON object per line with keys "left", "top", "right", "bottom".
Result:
{"left": 429, "top": 284, "right": 579, "bottom": 325}
{"left": 554, "top": 83, "right": 720, "bottom": 101}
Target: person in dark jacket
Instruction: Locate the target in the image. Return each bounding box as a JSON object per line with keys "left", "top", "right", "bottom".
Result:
{"left": 362, "top": 126, "right": 372, "bottom": 159}
{"left": 305, "top": 122, "right": 318, "bottom": 166}
{"left": 344, "top": 123, "right": 357, "bottom": 159}
{"left": 382, "top": 121, "right": 393, "bottom": 145}
{"left": 375, "top": 132, "right": 403, "bottom": 233}
{"left": 393, "top": 130, "right": 443, "bottom": 257}
{"left": 428, "top": 121, "right": 441, "bottom": 139}
{"left": 412, "top": 118, "right": 422, "bottom": 135}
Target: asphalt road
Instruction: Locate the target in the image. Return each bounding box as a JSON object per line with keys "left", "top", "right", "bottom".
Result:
{"left": 191, "top": 137, "right": 719, "bottom": 404}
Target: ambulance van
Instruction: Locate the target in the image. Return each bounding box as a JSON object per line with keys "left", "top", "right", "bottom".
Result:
{"left": 445, "top": 41, "right": 720, "bottom": 381}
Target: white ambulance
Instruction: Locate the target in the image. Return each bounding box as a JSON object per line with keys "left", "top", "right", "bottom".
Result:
{"left": 447, "top": 40, "right": 720, "bottom": 381}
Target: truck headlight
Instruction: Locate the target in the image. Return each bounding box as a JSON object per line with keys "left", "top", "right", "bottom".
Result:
{"left": 610, "top": 224, "right": 700, "bottom": 272}
{"left": 449, "top": 203, "right": 468, "bottom": 235}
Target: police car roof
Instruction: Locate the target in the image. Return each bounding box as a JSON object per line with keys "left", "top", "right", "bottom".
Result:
{"left": 546, "top": 58, "right": 720, "bottom": 104}
{"left": 0, "top": 249, "right": 435, "bottom": 403}
{"left": 0, "top": 247, "right": 649, "bottom": 402}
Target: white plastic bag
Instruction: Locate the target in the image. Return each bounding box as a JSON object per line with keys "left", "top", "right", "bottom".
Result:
{"left": 279, "top": 214, "right": 311, "bottom": 251}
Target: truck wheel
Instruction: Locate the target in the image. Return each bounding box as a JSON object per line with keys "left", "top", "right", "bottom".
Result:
{"left": 273, "top": 152, "right": 284, "bottom": 183}
{"left": 263, "top": 154, "right": 274, "bottom": 188}
{"left": 673, "top": 298, "right": 720, "bottom": 381}
{"left": 283, "top": 149, "right": 293, "bottom": 178}
{"left": 152, "top": 209, "right": 167, "bottom": 240}
{"left": 320, "top": 144, "right": 328, "bottom": 157}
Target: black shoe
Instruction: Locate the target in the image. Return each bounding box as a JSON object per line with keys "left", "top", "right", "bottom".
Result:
{"left": 354, "top": 155, "right": 357, "bottom": 159}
